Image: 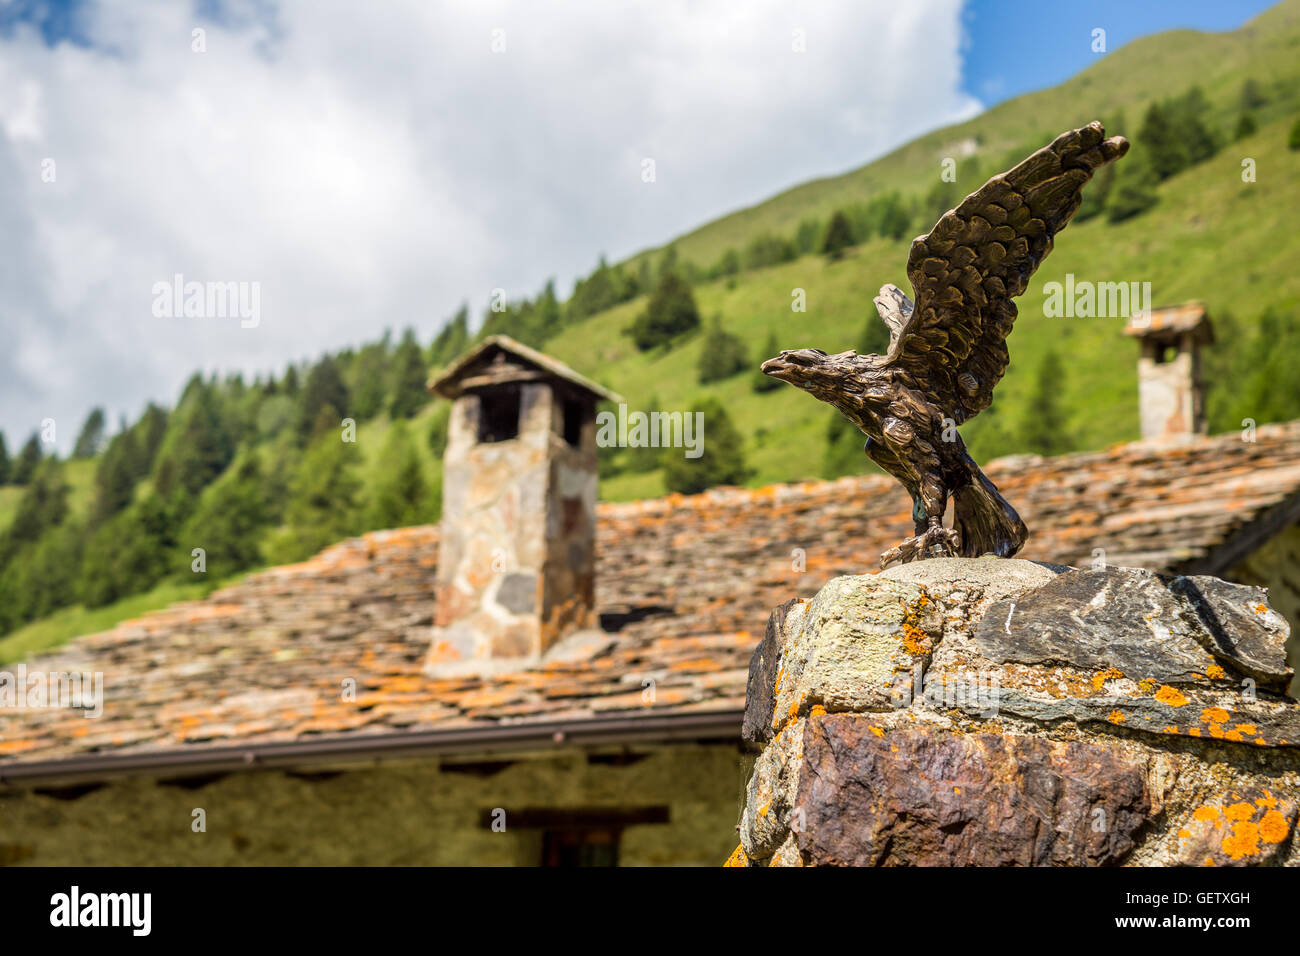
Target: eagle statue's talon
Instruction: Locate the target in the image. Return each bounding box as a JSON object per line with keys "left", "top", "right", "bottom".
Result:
{"left": 879, "top": 525, "right": 961, "bottom": 570}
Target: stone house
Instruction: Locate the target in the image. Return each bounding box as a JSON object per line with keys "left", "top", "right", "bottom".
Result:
{"left": 3, "top": 325, "right": 1300, "bottom": 865}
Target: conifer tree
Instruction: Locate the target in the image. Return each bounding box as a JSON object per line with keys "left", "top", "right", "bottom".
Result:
{"left": 151, "top": 380, "right": 234, "bottom": 503}
{"left": 90, "top": 428, "right": 141, "bottom": 525}
{"left": 295, "top": 355, "right": 350, "bottom": 444}
{"left": 181, "top": 450, "right": 269, "bottom": 579}
{"left": 697, "top": 318, "right": 749, "bottom": 383}
{"left": 265, "top": 431, "right": 364, "bottom": 564}
{"left": 820, "top": 210, "right": 855, "bottom": 259}
{"left": 389, "top": 328, "right": 432, "bottom": 419}
{"left": 1018, "top": 350, "right": 1072, "bottom": 456}
{"left": 628, "top": 272, "right": 700, "bottom": 351}
{"left": 752, "top": 332, "right": 783, "bottom": 392}
{"left": 662, "top": 398, "right": 751, "bottom": 494}
{"left": 369, "top": 421, "right": 430, "bottom": 529}
{"left": 12, "top": 433, "right": 42, "bottom": 485}
{"left": 72, "top": 407, "right": 107, "bottom": 458}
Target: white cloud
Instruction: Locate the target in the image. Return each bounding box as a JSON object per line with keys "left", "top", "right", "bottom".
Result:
{"left": 0, "top": 0, "right": 978, "bottom": 450}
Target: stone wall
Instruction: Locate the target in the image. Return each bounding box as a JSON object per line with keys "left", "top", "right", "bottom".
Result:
{"left": 734, "top": 557, "right": 1300, "bottom": 867}
{"left": 0, "top": 743, "right": 748, "bottom": 866}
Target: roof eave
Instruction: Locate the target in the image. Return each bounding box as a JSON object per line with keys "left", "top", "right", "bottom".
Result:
{"left": 0, "top": 708, "right": 744, "bottom": 789}
{"left": 426, "top": 334, "right": 623, "bottom": 403}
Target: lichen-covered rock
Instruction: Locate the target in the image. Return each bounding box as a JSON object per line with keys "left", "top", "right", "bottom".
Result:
{"left": 977, "top": 567, "right": 1293, "bottom": 691}
{"left": 738, "top": 558, "right": 1300, "bottom": 867}
{"left": 1172, "top": 788, "right": 1296, "bottom": 866}
{"left": 742, "top": 575, "right": 941, "bottom": 744}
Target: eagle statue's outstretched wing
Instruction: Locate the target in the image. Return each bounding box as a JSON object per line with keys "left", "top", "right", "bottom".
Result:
{"left": 880, "top": 121, "right": 1129, "bottom": 424}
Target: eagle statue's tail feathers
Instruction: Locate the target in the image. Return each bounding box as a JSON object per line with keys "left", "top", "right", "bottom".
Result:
{"left": 953, "top": 465, "right": 1028, "bottom": 559}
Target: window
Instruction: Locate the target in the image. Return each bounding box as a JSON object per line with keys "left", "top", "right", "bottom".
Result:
{"left": 562, "top": 397, "right": 585, "bottom": 448}
{"left": 478, "top": 805, "right": 668, "bottom": 866}
{"left": 477, "top": 389, "right": 520, "bottom": 443}
{"left": 541, "top": 828, "right": 620, "bottom": 867}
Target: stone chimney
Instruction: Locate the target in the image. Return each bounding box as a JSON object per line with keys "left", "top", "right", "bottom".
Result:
{"left": 1123, "top": 303, "right": 1214, "bottom": 441}
{"left": 425, "top": 336, "right": 620, "bottom": 676}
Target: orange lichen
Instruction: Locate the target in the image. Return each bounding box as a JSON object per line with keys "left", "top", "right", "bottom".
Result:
{"left": 1259, "top": 809, "right": 1289, "bottom": 844}
{"left": 1254, "top": 603, "right": 1268, "bottom": 615}
{"left": 1138, "top": 678, "right": 1159, "bottom": 694}
{"left": 1201, "top": 707, "right": 1230, "bottom": 725}
{"left": 1192, "top": 805, "right": 1221, "bottom": 823}
{"left": 1221, "top": 820, "right": 1262, "bottom": 861}
{"left": 1092, "top": 668, "right": 1124, "bottom": 691}
{"left": 1155, "top": 685, "right": 1189, "bottom": 707}
{"left": 870, "top": 725, "right": 885, "bottom": 738}
{"left": 1225, "top": 802, "right": 1256, "bottom": 822}
{"left": 1206, "top": 664, "right": 1227, "bottom": 680}
{"left": 809, "top": 704, "right": 827, "bottom": 718}
{"left": 1107, "top": 710, "right": 1126, "bottom": 724}
{"left": 900, "top": 593, "right": 933, "bottom": 656}
{"left": 723, "top": 844, "right": 749, "bottom": 867}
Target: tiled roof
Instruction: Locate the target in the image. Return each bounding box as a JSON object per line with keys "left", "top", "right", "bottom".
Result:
{"left": 3, "top": 421, "right": 1300, "bottom": 772}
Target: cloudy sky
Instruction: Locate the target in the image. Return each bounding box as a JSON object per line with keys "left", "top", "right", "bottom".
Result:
{"left": 0, "top": 0, "right": 1276, "bottom": 451}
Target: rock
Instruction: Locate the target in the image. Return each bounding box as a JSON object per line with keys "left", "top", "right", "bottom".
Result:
{"left": 792, "top": 718, "right": 1151, "bottom": 866}
{"left": 1170, "top": 575, "right": 1293, "bottom": 690}
{"left": 1172, "top": 787, "right": 1296, "bottom": 866}
{"left": 742, "top": 576, "right": 941, "bottom": 745}
{"left": 742, "top": 599, "right": 799, "bottom": 744}
{"left": 737, "top": 558, "right": 1300, "bottom": 867}
{"left": 976, "top": 567, "right": 1293, "bottom": 692}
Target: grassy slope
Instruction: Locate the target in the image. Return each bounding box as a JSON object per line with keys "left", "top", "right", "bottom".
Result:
{"left": 0, "top": 579, "right": 213, "bottom": 666}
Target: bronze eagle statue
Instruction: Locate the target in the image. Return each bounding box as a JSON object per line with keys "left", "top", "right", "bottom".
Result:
{"left": 762, "top": 121, "right": 1129, "bottom": 568}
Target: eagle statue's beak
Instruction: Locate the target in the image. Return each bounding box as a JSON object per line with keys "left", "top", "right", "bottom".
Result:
{"left": 761, "top": 348, "right": 827, "bottom": 386}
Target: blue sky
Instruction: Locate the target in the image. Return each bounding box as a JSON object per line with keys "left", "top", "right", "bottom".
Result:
{"left": 0, "top": 0, "right": 1286, "bottom": 450}
{"left": 961, "top": 0, "right": 1277, "bottom": 103}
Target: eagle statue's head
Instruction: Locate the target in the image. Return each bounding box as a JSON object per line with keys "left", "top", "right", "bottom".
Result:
{"left": 760, "top": 348, "right": 878, "bottom": 403}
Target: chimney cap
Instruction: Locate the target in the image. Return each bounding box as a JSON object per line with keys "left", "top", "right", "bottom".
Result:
{"left": 1124, "top": 302, "right": 1214, "bottom": 344}
{"left": 427, "top": 334, "right": 623, "bottom": 403}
